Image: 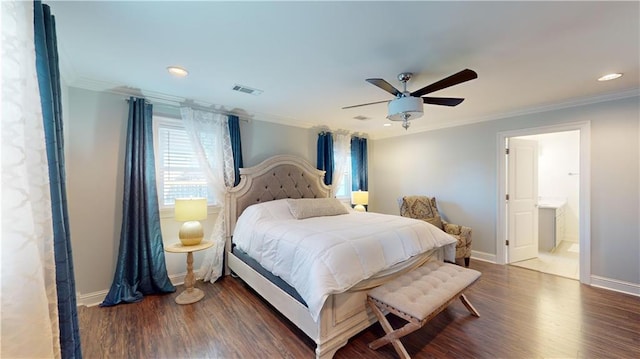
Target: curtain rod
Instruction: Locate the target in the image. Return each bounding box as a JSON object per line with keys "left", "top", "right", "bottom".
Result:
{"left": 316, "top": 129, "right": 368, "bottom": 139}
{"left": 124, "top": 97, "right": 250, "bottom": 122}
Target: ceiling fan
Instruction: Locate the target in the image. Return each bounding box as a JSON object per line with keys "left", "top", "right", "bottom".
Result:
{"left": 343, "top": 69, "right": 478, "bottom": 130}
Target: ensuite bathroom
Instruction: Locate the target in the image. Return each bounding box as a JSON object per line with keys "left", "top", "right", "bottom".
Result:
{"left": 511, "top": 130, "right": 580, "bottom": 279}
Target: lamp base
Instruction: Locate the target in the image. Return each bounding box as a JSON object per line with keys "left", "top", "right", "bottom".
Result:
{"left": 354, "top": 204, "right": 366, "bottom": 212}
{"left": 179, "top": 221, "right": 203, "bottom": 246}
{"left": 175, "top": 288, "right": 205, "bottom": 305}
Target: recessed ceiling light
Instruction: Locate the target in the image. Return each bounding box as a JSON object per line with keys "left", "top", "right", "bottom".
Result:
{"left": 383, "top": 123, "right": 392, "bottom": 127}
{"left": 597, "top": 73, "right": 622, "bottom": 81}
{"left": 167, "top": 66, "right": 188, "bottom": 78}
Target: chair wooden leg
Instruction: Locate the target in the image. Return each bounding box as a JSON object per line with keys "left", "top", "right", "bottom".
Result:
{"left": 464, "top": 257, "right": 470, "bottom": 267}
{"left": 459, "top": 294, "right": 480, "bottom": 317}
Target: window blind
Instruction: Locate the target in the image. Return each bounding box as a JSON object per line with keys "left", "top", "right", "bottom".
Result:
{"left": 156, "top": 122, "right": 214, "bottom": 207}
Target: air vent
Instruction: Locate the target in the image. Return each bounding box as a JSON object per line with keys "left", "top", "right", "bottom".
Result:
{"left": 353, "top": 115, "right": 371, "bottom": 121}
{"left": 232, "top": 84, "right": 263, "bottom": 96}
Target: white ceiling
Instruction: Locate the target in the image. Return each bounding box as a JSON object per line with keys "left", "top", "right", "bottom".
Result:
{"left": 48, "top": 1, "right": 639, "bottom": 139}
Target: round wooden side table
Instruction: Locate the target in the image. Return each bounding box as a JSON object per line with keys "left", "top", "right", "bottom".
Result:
{"left": 165, "top": 240, "right": 214, "bottom": 304}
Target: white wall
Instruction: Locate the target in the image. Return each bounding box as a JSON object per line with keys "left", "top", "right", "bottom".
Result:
{"left": 65, "top": 87, "right": 317, "bottom": 303}
{"left": 66, "top": 88, "right": 127, "bottom": 297}
{"left": 370, "top": 96, "right": 640, "bottom": 286}
{"left": 65, "top": 85, "right": 639, "bottom": 300}
{"left": 240, "top": 116, "right": 317, "bottom": 167}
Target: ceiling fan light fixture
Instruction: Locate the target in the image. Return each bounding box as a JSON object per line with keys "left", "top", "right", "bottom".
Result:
{"left": 343, "top": 69, "right": 476, "bottom": 130}
{"left": 387, "top": 96, "right": 423, "bottom": 130}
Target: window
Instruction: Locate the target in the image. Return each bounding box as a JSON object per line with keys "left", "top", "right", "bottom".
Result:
{"left": 334, "top": 152, "right": 352, "bottom": 199}
{"left": 334, "top": 169, "right": 351, "bottom": 199}
{"left": 154, "top": 116, "right": 215, "bottom": 208}
{"left": 336, "top": 159, "right": 351, "bottom": 200}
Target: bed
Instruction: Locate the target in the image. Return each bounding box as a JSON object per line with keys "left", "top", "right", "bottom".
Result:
{"left": 224, "top": 155, "right": 456, "bottom": 358}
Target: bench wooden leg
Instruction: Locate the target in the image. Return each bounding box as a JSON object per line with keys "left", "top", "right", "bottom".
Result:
{"left": 459, "top": 293, "right": 480, "bottom": 317}
{"left": 366, "top": 263, "right": 482, "bottom": 358}
{"left": 367, "top": 298, "right": 418, "bottom": 359}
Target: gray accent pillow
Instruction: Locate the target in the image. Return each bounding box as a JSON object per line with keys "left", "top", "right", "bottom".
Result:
{"left": 286, "top": 198, "right": 349, "bottom": 219}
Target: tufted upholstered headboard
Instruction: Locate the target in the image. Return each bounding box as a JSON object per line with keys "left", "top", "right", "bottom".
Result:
{"left": 224, "top": 155, "right": 333, "bottom": 242}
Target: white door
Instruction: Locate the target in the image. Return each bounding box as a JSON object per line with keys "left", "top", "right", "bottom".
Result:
{"left": 507, "top": 138, "right": 539, "bottom": 263}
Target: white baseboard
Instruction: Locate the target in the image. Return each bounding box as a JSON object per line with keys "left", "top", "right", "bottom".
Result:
{"left": 590, "top": 275, "right": 640, "bottom": 297}
{"left": 76, "top": 272, "right": 189, "bottom": 307}
{"left": 169, "top": 272, "right": 187, "bottom": 287}
{"left": 472, "top": 251, "right": 639, "bottom": 298}
{"left": 76, "top": 290, "right": 108, "bottom": 307}
{"left": 470, "top": 250, "right": 496, "bottom": 263}
{"left": 562, "top": 235, "right": 579, "bottom": 243}
{"left": 77, "top": 267, "right": 638, "bottom": 310}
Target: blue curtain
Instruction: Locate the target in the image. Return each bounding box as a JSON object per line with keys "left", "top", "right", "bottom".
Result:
{"left": 101, "top": 97, "right": 175, "bottom": 307}
{"left": 33, "top": 2, "right": 82, "bottom": 358}
{"left": 351, "top": 136, "right": 368, "bottom": 191}
{"left": 317, "top": 132, "right": 334, "bottom": 185}
{"left": 228, "top": 115, "right": 244, "bottom": 186}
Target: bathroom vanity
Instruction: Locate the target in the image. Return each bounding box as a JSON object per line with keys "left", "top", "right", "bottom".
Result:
{"left": 538, "top": 200, "right": 566, "bottom": 252}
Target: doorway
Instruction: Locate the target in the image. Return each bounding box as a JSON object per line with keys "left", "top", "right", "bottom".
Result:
{"left": 509, "top": 131, "right": 580, "bottom": 279}
{"left": 496, "top": 122, "right": 591, "bottom": 285}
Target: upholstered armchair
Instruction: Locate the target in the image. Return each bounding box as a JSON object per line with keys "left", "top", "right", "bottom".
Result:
{"left": 399, "top": 195, "right": 472, "bottom": 267}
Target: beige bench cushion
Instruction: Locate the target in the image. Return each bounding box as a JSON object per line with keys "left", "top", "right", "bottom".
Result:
{"left": 368, "top": 261, "right": 481, "bottom": 320}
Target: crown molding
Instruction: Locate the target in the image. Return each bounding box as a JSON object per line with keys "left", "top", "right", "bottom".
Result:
{"left": 66, "top": 76, "right": 638, "bottom": 141}
{"left": 56, "top": 45, "right": 78, "bottom": 86}
{"left": 370, "top": 88, "right": 640, "bottom": 140}
{"left": 66, "top": 77, "right": 316, "bottom": 129}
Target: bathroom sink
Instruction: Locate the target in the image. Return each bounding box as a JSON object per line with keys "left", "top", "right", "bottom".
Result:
{"left": 537, "top": 199, "right": 566, "bottom": 208}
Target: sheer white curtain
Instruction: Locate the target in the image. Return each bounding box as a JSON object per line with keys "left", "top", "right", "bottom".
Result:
{"left": 332, "top": 132, "right": 351, "bottom": 193}
{"left": 180, "top": 107, "right": 235, "bottom": 283}
{"left": 1, "top": 1, "right": 61, "bottom": 357}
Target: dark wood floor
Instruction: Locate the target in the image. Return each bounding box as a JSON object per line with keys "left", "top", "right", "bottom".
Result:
{"left": 79, "top": 261, "right": 640, "bottom": 358}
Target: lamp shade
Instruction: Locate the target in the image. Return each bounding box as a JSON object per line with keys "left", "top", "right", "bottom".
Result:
{"left": 387, "top": 97, "right": 424, "bottom": 122}
{"left": 351, "top": 191, "right": 369, "bottom": 205}
{"left": 174, "top": 198, "right": 207, "bottom": 221}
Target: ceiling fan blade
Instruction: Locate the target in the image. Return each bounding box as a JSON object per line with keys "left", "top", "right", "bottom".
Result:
{"left": 342, "top": 99, "right": 390, "bottom": 109}
{"left": 366, "top": 78, "right": 402, "bottom": 97}
{"left": 411, "top": 69, "right": 478, "bottom": 97}
{"left": 422, "top": 97, "right": 465, "bottom": 106}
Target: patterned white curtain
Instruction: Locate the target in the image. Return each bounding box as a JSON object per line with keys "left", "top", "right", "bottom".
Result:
{"left": 332, "top": 132, "right": 351, "bottom": 193}
{"left": 1, "top": 1, "right": 61, "bottom": 357}
{"left": 180, "top": 107, "right": 234, "bottom": 283}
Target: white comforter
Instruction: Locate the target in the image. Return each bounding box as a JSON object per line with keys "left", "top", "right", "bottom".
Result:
{"left": 232, "top": 199, "right": 457, "bottom": 320}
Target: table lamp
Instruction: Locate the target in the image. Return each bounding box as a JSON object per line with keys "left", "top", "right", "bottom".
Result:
{"left": 175, "top": 198, "right": 207, "bottom": 246}
{"left": 351, "top": 190, "right": 369, "bottom": 212}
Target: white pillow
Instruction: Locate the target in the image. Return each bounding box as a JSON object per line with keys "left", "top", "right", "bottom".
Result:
{"left": 286, "top": 198, "right": 349, "bottom": 219}
{"left": 243, "top": 199, "right": 296, "bottom": 221}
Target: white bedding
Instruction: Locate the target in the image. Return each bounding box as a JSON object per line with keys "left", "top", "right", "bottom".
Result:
{"left": 232, "top": 199, "right": 457, "bottom": 320}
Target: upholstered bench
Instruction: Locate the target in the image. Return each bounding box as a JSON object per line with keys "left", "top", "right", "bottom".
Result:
{"left": 367, "top": 261, "right": 481, "bottom": 358}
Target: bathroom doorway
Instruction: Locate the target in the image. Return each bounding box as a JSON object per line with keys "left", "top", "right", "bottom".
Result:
{"left": 509, "top": 131, "right": 580, "bottom": 279}
{"left": 496, "top": 122, "right": 591, "bottom": 284}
